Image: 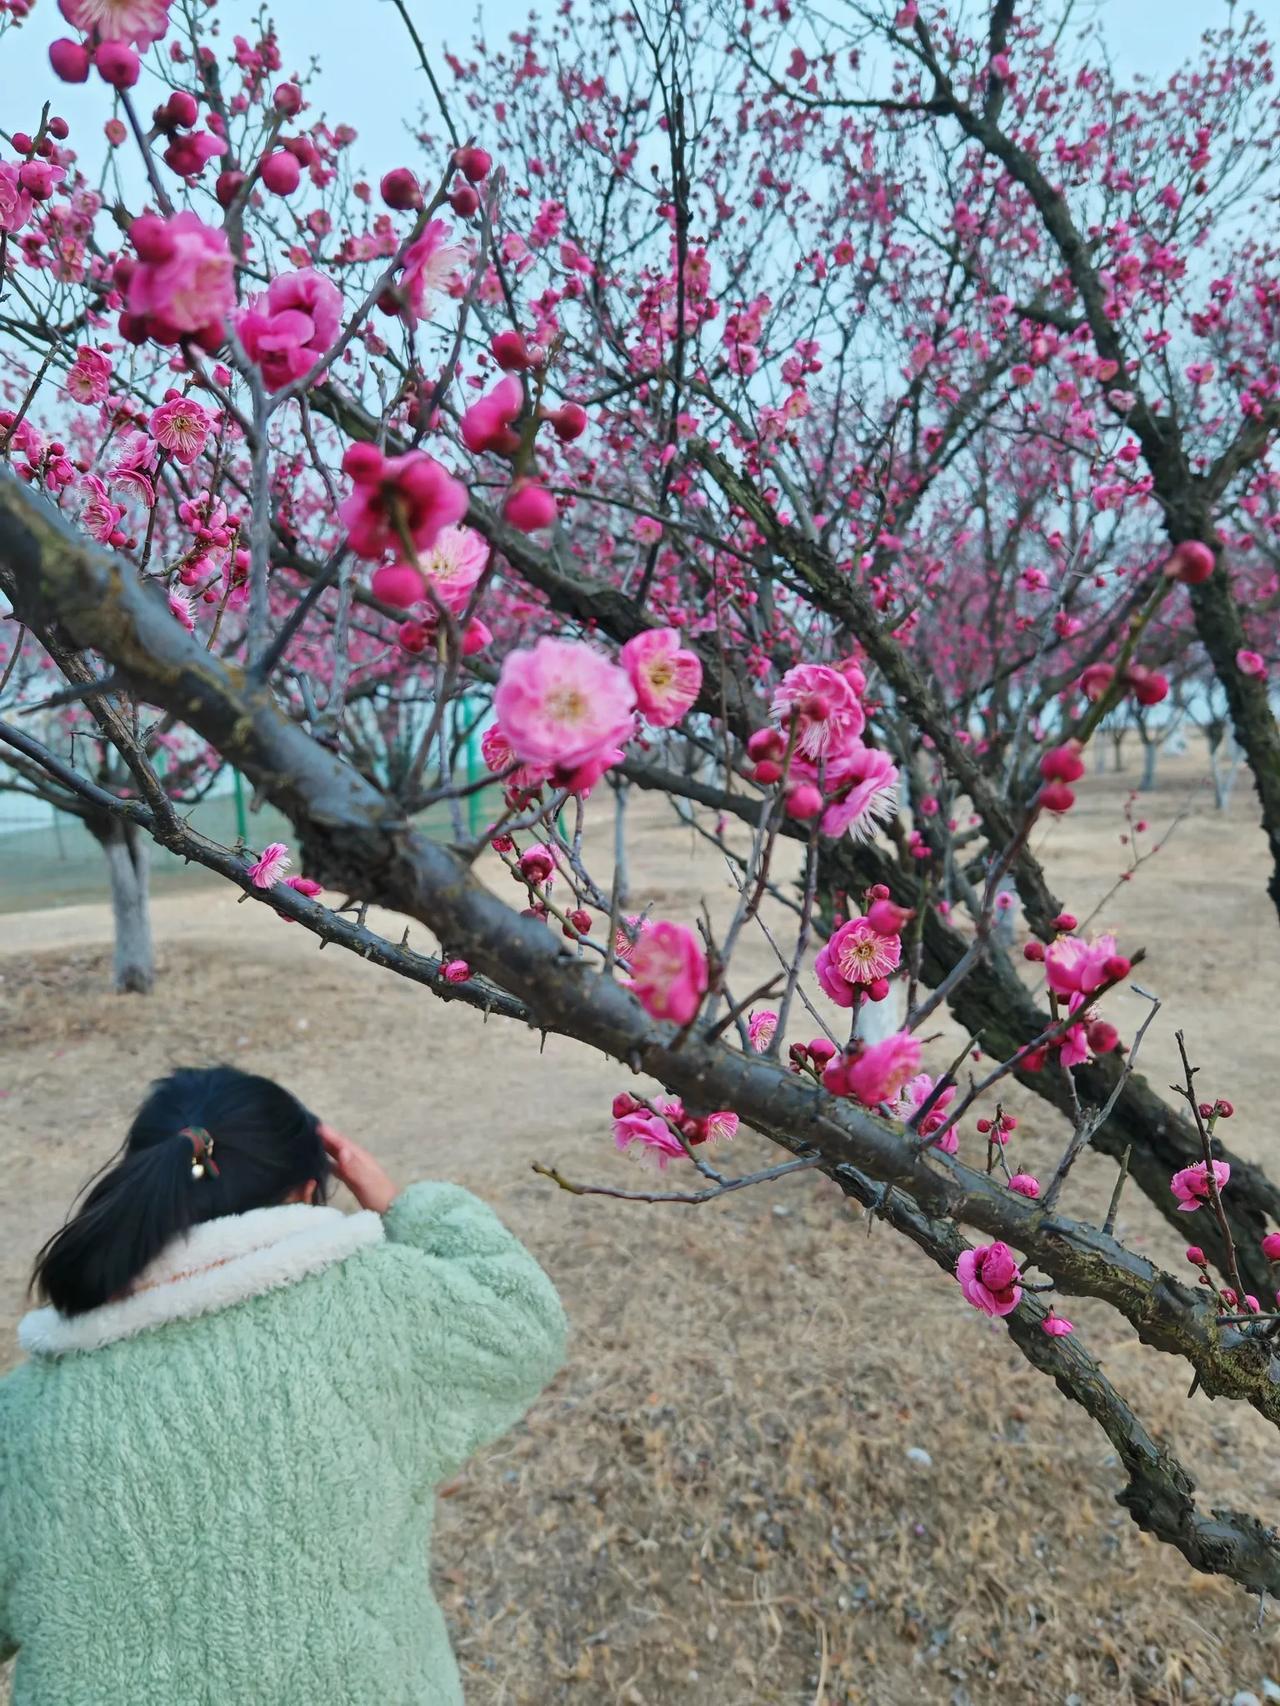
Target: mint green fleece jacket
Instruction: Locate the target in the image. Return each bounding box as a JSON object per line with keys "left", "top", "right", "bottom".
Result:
{"left": 0, "top": 1181, "right": 567, "bottom": 1705}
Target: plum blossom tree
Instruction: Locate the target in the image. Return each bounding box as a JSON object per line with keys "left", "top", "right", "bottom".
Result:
{"left": 5, "top": 0, "right": 1280, "bottom": 1601}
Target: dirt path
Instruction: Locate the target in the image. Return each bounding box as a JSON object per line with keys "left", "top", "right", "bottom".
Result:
{"left": 3, "top": 756, "right": 1278, "bottom": 1703}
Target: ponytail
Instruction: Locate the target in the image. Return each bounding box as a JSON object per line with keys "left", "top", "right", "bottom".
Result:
{"left": 31, "top": 1065, "right": 330, "bottom": 1317}
{"left": 31, "top": 1136, "right": 200, "bottom": 1318}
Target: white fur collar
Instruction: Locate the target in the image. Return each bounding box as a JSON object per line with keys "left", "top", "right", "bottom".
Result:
{"left": 18, "top": 1204, "right": 384, "bottom": 1357}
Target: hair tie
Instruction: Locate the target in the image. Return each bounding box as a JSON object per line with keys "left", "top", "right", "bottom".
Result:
{"left": 180, "top": 1126, "right": 219, "bottom": 1180}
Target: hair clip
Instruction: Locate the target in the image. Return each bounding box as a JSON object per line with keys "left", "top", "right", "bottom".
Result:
{"left": 180, "top": 1126, "right": 219, "bottom": 1180}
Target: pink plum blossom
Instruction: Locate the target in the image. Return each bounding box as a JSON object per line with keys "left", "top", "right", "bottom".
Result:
{"left": 620, "top": 628, "right": 703, "bottom": 728}
{"left": 0, "top": 164, "right": 33, "bottom": 235}
{"left": 66, "top": 348, "right": 112, "bottom": 405}
{"left": 1170, "top": 1159, "right": 1230, "bottom": 1212}
{"left": 1041, "top": 1313, "right": 1074, "bottom": 1336}
{"left": 889, "top": 1072, "right": 955, "bottom": 1139}
{"left": 817, "top": 745, "right": 900, "bottom": 841}
{"left": 814, "top": 916, "right": 901, "bottom": 1007}
{"left": 771, "top": 662, "right": 865, "bottom": 762}
{"left": 418, "top": 525, "right": 489, "bottom": 614}
{"left": 748, "top": 1009, "right": 778, "bottom": 1051}
{"left": 398, "top": 220, "right": 465, "bottom": 324}
{"left": 150, "top": 395, "right": 212, "bottom": 465}
{"left": 1044, "top": 932, "right": 1127, "bottom": 998}
{"left": 59, "top": 0, "right": 172, "bottom": 44}
{"left": 1237, "top": 649, "right": 1266, "bottom": 679}
{"left": 339, "top": 444, "right": 468, "bottom": 559}
{"left": 167, "top": 589, "right": 195, "bottom": 631}
{"left": 247, "top": 842, "right": 291, "bottom": 888}
{"left": 613, "top": 1107, "right": 686, "bottom": 1168}
{"left": 78, "top": 476, "right": 124, "bottom": 544}
{"left": 956, "top": 1242, "right": 1023, "bottom": 1317}
{"left": 844, "top": 1032, "right": 921, "bottom": 1106}
{"left": 628, "top": 920, "right": 708, "bottom": 1026}
{"left": 1009, "top": 1173, "right": 1041, "bottom": 1198}
{"left": 235, "top": 269, "right": 343, "bottom": 391}
{"left": 494, "top": 636, "right": 636, "bottom": 771}
{"left": 124, "top": 213, "right": 235, "bottom": 344}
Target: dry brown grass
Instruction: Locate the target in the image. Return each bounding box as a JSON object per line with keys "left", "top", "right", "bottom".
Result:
{"left": 3, "top": 750, "right": 1279, "bottom": 1704}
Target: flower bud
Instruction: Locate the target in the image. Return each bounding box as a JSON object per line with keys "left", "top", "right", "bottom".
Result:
{"left": 747, "top": 728, "right": 786, "bottom": 762}
{"left": 261, "top": 149, "right": 302, "bottom": 195}
{"left": 449, "top": 184, "right": 480, "bottom": 216}
{"left": 1038, "top": 780, "right": 1075, "bottom": 814}
{"left": 380, "top": 168, "right": 422, "bottom": 210}
{"left": 442, "top": 958, "right": 471, "bottom": 983}
{"left": 1023, "top": 941, "right": 1045, "bottom": 962}
{"left": 866, "top": 897, "right": 913, "bottom": 935}
{"left": 1102, "top": 954, "right": 1131, "bottom": 981}
{"left": 784, "top": 783, "right": 823, "bottom": 820}
{"left": 371, "top": 563, "right": 427, "bottom": 608}
{"left": 807, "top": 1038, "right": 837, "bottom": 1065}
{"left": 49, "top": 38, "right": 90, "bottom": 82}
{"left": 1261, "top": 1233, "right": 1280, "bottom": 1262}
{"left": 1086, "top": 1019, "right": 1119, "bottom": 1054}
{"left": 96, "top": 41, "right": 140, "bottom": 88}
{"left": 456, "top": 145, "right": 492, "bottom": 182}
{"left": 1185, "top": 1245, "right": 1206, "bottom": 1265}
{"left": 549, "top": 402, "right": 587, "bottom": 441}
{"left": 866, "top": 978, "right": 890, "bottom": 1002}
{"left": 492, "top": 329, "right": 534, "bottom": 371}
{"left": 1052, "top": 912, "right": 1077, "bottom": 932}
{"left": 1164, "top": 540, "right": 1215, "bottom": 584}
{"left": 273, "top": 81, "right": 304, "bottom": 116}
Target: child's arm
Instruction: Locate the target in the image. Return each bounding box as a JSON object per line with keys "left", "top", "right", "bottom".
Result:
{"left": 379, "top": 1181, "right": 568, "bottom": 1479}
{"left": 0, "top": 1386, "right": 17, "bottom": 1664}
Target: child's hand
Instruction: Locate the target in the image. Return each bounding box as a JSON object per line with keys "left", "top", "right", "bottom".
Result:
{"left": 319, "top": 1122, "right": 399, "bottom": 1215}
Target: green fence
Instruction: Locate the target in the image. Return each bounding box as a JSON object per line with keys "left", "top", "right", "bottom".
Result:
{"left": 0, "top": 743, "right": 498, "bottom": 918}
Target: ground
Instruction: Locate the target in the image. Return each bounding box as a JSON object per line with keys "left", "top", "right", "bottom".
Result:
{"left": 2, "top": 751, "right": 1279, "bottom": 1705}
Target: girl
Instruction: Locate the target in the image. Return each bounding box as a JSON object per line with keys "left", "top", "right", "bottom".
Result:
{"left": 0, "top": 1065, "right": 567, "bottom": 1705}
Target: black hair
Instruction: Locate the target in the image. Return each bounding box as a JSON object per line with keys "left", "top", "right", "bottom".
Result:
{"left": 31, "top": 1065, "right": 331, "bottom": 1317}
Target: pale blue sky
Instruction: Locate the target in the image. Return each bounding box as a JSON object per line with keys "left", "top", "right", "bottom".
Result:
{"left": 0, "top": 0, "right": 1244, "bottom": 192}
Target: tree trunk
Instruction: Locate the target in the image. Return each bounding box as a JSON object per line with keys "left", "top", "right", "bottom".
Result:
{"left": 92, "top": 817, "right": 155, "bottom": 993}
{"left": 1139, "top": 737, "right": 1158, "bottom": 791}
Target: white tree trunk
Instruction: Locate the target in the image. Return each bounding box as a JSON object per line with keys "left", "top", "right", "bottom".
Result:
{"left": 854, "top": 975, "right": 907, "bottom": 1045}
{"left": 99, "top": 821, "right": 154, "bottom": 993}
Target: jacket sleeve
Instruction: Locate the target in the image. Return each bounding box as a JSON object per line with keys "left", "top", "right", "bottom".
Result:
{"left": 0, "top": 1382, "right": 17, "bottom": 1664}
{"left": 379, "top": 1181, "right": 568, "bottom": 1480}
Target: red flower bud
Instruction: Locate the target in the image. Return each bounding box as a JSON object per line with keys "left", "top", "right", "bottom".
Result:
{"left": 1038, "top": 780, "right": 1076, "bottom": 814}
{"left": 865, "top": 897, "right": 913, "bottom": 935}
{"left": 1086, "top": 1019, "right": 1119, "bottom": 1054}
{"left": 456, "top": 145, "right": 492, "bottom": 182}
{"left": 1023, "top": 941, "right": 1045, "bottom": 962}
{"left": 1164, "top": 540, "right": 1215, "bottom": 584}
{"left": 492, "top": 330, "right": 534, "bottom": 371}
{"left": 1039, "top": 741, "right": 1085, "bottom": 784}
{"left": 1078, "top": 662, "right": 1115, "bottom": 702}
{"left": 260, "top": 149, "right": 302, "bottom": 195}
{"left": 549, "top": 402, "right": 587, "bottom": 441}
{"left": 747, "top": 728, "right": 786, "bottom": 762}
{"left": 380, "top": 168, "right": 422, "bottom": 210}
{"left": 784, "top": 783, "right": 823, "bottom": 820}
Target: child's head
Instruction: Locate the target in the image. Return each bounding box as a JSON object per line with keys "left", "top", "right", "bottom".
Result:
{"left": 32, "top": 1065, "right": 332, "bottom": 1317}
